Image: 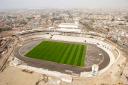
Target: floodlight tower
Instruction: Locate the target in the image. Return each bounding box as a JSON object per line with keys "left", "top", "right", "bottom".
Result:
{"left": 92, "top": 64, "right": 99, "bottom": 76}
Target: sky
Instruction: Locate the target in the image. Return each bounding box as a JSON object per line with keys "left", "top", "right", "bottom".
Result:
{"left": 0, "top": 0, "right": 128, "bottom": 9}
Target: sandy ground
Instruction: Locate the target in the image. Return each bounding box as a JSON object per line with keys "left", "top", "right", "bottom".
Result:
{"left": 0, "top": 66, "right": 43, "bottom": 85}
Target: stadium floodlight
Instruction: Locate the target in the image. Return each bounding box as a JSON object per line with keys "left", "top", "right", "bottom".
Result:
{"left": 92, "top": 64, "right": 99, "bottom": 76}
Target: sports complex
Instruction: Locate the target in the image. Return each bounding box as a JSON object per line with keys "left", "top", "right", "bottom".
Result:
{"left": 11, "top": 22, "right": 120, "bottom": 82}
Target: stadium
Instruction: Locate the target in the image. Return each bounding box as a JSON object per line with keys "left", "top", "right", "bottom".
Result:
{"left": 11, "top": 22, "right": 120, "bottom": 82}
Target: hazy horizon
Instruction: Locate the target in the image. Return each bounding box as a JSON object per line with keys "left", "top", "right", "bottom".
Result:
{"left": 0, "top": 0, "right": 128, "bottom": 10}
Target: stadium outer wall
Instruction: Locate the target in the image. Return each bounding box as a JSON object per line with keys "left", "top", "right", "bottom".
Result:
{"left": 11, "top": 32, "right": 120, "bottom": 79}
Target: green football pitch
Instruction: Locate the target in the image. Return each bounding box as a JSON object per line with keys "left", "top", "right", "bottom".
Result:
{"left": 25, "top": 40, "right": 87, "bottom": 67}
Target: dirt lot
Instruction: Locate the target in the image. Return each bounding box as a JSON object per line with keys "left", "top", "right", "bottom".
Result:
{"left": 0, "top": 66, "right": 42, "bottom": 85}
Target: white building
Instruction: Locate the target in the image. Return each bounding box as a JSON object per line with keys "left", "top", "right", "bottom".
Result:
{"left": 56, "top": 19, "right": 81, "bottom": 33}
